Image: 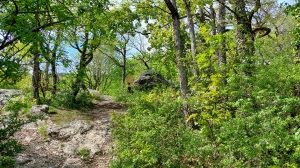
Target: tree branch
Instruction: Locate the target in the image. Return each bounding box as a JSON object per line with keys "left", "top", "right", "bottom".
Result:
{"left": 249, "top": 0, "right": 261, "bottom": 22}
{"left": 164, "top": 0, "right": 179, "bottom": 16}
{"left": 253, "top": 27, "right": 271, "bottom": 38}
{"left": 98, "top": 49, "right": 123, "bottom": 67}
{"left": 0, "top": 19, "right": 68, "bottom": 51}
{"left": 215, "top": 0, "right": 238, "bottom": 16}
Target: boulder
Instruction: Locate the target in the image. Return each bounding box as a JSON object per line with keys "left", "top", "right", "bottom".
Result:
{"left": 0, "top": 89, "right": 21, "bottom": 108}
{"left": 48, "top": 120, "right": 93, "bottom": 140}
{"left": 133, "top": 70, "right": 173, "bottom": 90}
{"left": 30, "top": 105, "right": 49, "bottom": 116}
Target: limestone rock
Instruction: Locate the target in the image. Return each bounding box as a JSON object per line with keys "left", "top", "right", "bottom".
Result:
{"left": 0, "top": 89, "right": 20, "bottom": 108}
{"left": 30, "top": 105, "right": 49, "bottom": 116}
{"left": 48, "top": 120, "right": 92, "bottom": 140}
{"left": 133, "top": 70, "right": 173, "bottom": 90}
{"left": 62, "top": 158, "right": 87, "bottom": 168}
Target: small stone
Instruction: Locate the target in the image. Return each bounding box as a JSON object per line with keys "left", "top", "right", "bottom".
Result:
{"left": 24, "top": 136, "right": 32, "bottom": 143}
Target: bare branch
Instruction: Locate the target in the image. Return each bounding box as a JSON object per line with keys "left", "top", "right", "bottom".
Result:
{"left": 249, "top": 0, "right": 261, "bottom": 21}
{"left": 98, "top": 49, "right": 123, "bottom": 67}
{"left": 215, "top": 0, "right": 238, "bottom": 16}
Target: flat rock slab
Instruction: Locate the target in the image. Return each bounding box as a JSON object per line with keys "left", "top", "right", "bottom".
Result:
{"left": 13, "top": 95, "right": 124, "bottom": 168}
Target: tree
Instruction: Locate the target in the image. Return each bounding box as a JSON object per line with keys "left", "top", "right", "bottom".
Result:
{"left": 164, "top": 0, "right": 189, "bottom": 123}
{"left": 218, "top": 0, "right": 271, "bottom": 76}
{"left": 65, "top": 0, "right": 108, "bottom": 102}
{"left": 115, "top": 33, "right": 131, "bottom": 86}
{"left": 86, "top": 50, "right": 114, "bottom": 91}
{"left": 216, "top": 0, "right": 227, "bottom": 85}
{"left": 183, "top": 0, "right": 200, "bottom": 79}
{"left": 69, "top": 27, "right": 101, "bottom": 102}
{"left": 129, "top": 33, "right": 152, "bottom": 70}
{"left": 41, "top": 28, "right": 65, "bottom": 95}
{"left": 0, "top": 1, "right": 71, "bottom": 51}
{"left": 286, "top": 2, "right": 300, "bottom": 60}
{"left": 0, "top": 0, "right": 74, "bottom": 100}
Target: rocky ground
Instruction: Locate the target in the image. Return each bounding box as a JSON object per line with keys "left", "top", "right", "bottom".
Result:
{"left": 10, "top": 95, "right": 125, "bottom": 168}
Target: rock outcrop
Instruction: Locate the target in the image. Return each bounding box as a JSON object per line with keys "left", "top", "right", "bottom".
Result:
{"left": 12, "top": 95, "right": 123, "bottom": 168}
{"left": 133, "top": 70, "right": 173, "bottom": 90}
{"left": 30, "top": 105, "right": 49, "bottom": 116}
{"left": 0, "top": 89, "right": 20, "bottom": 109}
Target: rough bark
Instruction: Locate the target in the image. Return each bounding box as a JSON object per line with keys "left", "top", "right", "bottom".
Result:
{"left": 44, "top": 62, "right": 50, "bottom": 91}
{"left": 51, "top": 61, "right": 57, "bottom": 95}
{"left": 164, "top": 0, "right": 189, "bottom": 125}
{"left": 50, "top": 30, "right": 61, "bottom": 95}
{"left": 210, "top": 5, "right": 217, "bottom": 36}
{"left": 32, "top": 49, "right": 40, "bottom": 104}
{"left": 234, "top": 0, "right": 255, "bottom": 77}
{"left": 183, "top": 0, "right": 200, "bottom": 78}
{"left": 297, "top": 44, "right": 300, "bottom": 61}
{"left": 216, "top": 0, "right": 227, "bottom": 84}
{"left": 216, "top": 0, "right": 227, "bottom": 64}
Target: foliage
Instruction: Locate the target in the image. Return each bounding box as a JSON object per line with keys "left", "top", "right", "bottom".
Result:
{"left": 111, "top": 88, "right": 202, "bottom": 167}
{"left": 76, "top": 148, "right": 90, "bottom": 163}
{"left": 39, "top": 125, "right": 49, "bottom": 141}
{"left": 50, "top": 74, "right": 93, "bottom": 109}
{"left": 0, "top": 96, "right": 40, "bottom": 167}
{"left": 86, "top": 50, "right": 115, "bottom": 92}
{"left": 0, "top": 52, "right": 26, "bottom": 86}
{"left": 1, "top": 0, "right": 300, "bottom": 167}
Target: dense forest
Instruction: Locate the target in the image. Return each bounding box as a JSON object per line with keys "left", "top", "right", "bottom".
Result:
{"left": 1, "top": 0, "right": 300, "bottom": 167}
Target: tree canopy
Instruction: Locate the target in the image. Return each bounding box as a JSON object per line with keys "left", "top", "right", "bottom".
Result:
{"left": 1, "top": 0, "right": 300, "bottom": 167}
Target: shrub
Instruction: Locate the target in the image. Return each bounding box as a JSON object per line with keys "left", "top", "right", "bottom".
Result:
{"left": 110, "top": 88, "right": 203, "bottom": 167}
{"left": 0, "top": 96, "right": 40, "bottom": 167}
{"left": 51, "top": 89, "right": 93, "bottom": 109}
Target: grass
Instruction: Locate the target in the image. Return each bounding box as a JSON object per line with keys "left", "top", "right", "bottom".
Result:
{"left": 49, "top": 107, "right": 93, "bottom": 125}
{"left": 76, "top": 148, "right": 90, "bottom": 163}
{"left": 39, "top": 125, "right": 49, "bottom": 141}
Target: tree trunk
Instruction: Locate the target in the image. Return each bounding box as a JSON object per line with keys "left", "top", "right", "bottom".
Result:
{"left": 210, "top": 5, "right": 217, "bottom": 36}
{"left": 122, "top": 48, "right": 127, "bottom": 86}
{"left": 44, "top": 62, "right": 50, "bottom": 91}
{"left": 32, "top": 51, "right": 40, "bottom": 104}
{"left": 51, "top": 30, "right": 61, "bottom": 96}
{"left": 234, "top": 0, "right": 255, "bottom": 77}
{"left": 71, "top": 30, "right": 94, "bottom": 102}
{"left": 51, "top": 60, "right": 57, "bottom": 95}
{"left": 164, "top": 0, "right": 189, "bottom": 125}
{"left": 72, "top": 59, "right": 86, "bottom": 102}
{"left": 296, "top": 44, "right": 300, "bottom": 63}
{"left": 183, "top": 0, "right": 200, "bottom": 79}
{"left": 216, "top": 0, "right": 227, "bottom": 85}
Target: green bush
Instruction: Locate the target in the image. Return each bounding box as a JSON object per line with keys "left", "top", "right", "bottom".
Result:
{"left": 0, "top": 96, "right": 40, "bottom": 167}
{"left": 111, "top": 76, "right": 300, "bottom": 167}
{"left": 51, "top": 75, "right": 93, "bottom": 109}
{"left": 51, "top": 89, "right": 93, "bottom": 109}
{"left": 111, "top": 88, "right": 203, "bottom": 167}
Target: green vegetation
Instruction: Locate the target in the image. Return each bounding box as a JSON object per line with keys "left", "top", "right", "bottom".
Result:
{"left": 0, "top": 96, "right": 41, "bottom": 167}
{"left": 38, "top": 125, "right": 49, "bottom": 141}
{"left": 1, "top": 0, "right": 300, "bottom": 167}
{"left": 76, "top": 148, "right": 90, "bottom": 163}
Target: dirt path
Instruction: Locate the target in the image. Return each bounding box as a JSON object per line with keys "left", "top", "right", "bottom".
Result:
{"left": 13, "top": 95, "right": 125, "bottom": 168}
